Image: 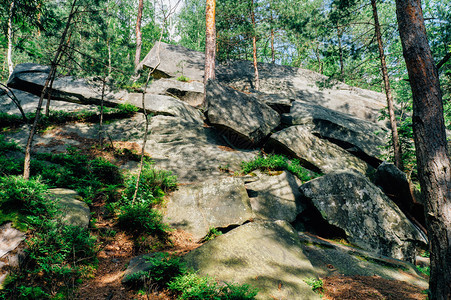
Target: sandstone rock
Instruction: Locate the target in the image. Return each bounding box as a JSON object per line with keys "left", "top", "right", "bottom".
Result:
{"left": 0, "top": 223, "right": 26, "bottom": 287}
{"left": 164, "top": 177, "right": 254, "bottom": 241}
{"left": 374, "top": 162, "right": 425, "bottom": 227}
{"left": 282, "top": 100, "right": 387, "bottom": 163}
{"left": 182, "top": 220, "right": 321, "bottom": 300}
{"left": 7, "top": 64, "right": 126, "bottom": 107}
{"left": 206, "top": 80, "right": 280, "bottom": 148}
{"left": 147, "top": 78, "right": 204, "bottom": 107}
{"left": 125, "top": 93, "right": 203, "bottom": 123}
{"left": 49, "top": 188, "right": 90, "bottom": 228}
{"left": 266, "top": 126, "right": 372, "bottom": 175}
{"left": 245, "top": 171, "right": 305, "bottom": 222}
{"left": 299, "top": 171, "right": 428, "bottom": 262}
{"left": 298, "top": 232, "right": 428, "bottom": 289}
{"left": 139, "top": 42, "right": 205, "bottom": 81}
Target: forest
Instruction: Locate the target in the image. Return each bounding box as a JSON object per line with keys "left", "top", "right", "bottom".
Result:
{"left": 0, "top": 0, "right": 450, "bottom": 299}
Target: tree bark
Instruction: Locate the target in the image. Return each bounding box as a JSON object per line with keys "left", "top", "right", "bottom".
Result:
{"left": 23, "top": 0, "right": 77, "bottom": 179}
{"left": 134, "top": 0, "right": 144, "bottom": 72}
{"left": 251, "top": 0, "right": 259, "bottom": 90}
{"left": 203, "top": 0, "right": 216, "bottom": 105}
{"left": 395, "top": 1, "right": 451, "bottom": 299}
{"left": 371, "top": 0, "right": 403, "bottom": 171}
{"left": 337, "top": 27, "right": 344, "bottom": 81}
{"left": 7, "top": 0, "right": 15, "bottom": 77}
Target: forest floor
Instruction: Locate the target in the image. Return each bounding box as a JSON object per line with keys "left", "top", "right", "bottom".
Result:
{"left": 75, "top": 209, "right": 428, "bottom": 300}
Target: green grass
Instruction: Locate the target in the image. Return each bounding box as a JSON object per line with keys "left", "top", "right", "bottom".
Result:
{"left": 240, "top": 154, "right": 320, "bottom": 182}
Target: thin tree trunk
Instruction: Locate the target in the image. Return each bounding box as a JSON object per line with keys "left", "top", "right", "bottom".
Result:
{"left": 337, "top": 27, "right": 344, "bottom": 81}
{"left": 7, "top": 0, "right": 15, "bottom": 77}
{"left": 203, "top": 0, "right": 216, "bottom": 106}
{"left": 251, "top": 0, "right": 259, "bottom": 90}
{"left": 371, "top": 0, "right": 403, "bottom": 171}
{"left": 134, "top": 0, "right": 144, "bottom": 72}
{"left": 395, "top": 1, "right": 451, "bottom": 299}
{"left": 270, "top": 28, "right": 275, "bottom": 64}
{"left": 23, "top": 0, "right": 77, "bottom": 179}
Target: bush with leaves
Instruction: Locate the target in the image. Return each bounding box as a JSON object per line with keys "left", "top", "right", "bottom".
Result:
{"left": 240, "top": 154, "right": 319, "bottom": 182}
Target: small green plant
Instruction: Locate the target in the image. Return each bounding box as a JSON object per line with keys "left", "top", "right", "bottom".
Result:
{"left": 116, "top": 102, "right": 139, "bottom": 114}
{"left": 203, "top": 227, "right": 223, "bottom": 241}
{"left": 240, "top": 154, "right": 319, "bottom": 182}
{"left": 177, "top": 75, "right": 190, "bottom": 82}
{"left": 304, "top": 277, "right": 323, "bottom": 292}
{"left": 416, "top": 265, "right": 431, "bottom": 277}
{"left": 125, "top": 253, "right": 187, "bottom": 288}
{"left": 168, "top": 272, "right": 258, "bottom": 300}
{"left": 117, "top": 201, "right": 170, "bottom": 237}
{"left": 218, "top": 164, "right": 230, "bottom": 173}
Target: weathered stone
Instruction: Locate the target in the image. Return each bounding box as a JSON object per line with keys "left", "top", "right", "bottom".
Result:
{"left": 206, "top": 80, "right": 280, "bottom": 147}
{"left": 164, "top": 177, "right": 254, "bottom": 241}
{"left": 1, "top": 88, "right": 99, "bottom": 116}
{"left": 139, "top": 42, "right": 205, "bottom": 81}
{"left": 282, "top": 100, "right": 387, "bottom": 163}
{"left": 7, "top": 64, "right": 126, "bottom": 107}
{"left": 298, "top": 232, "right": 428, "bottom": 289}
{"left": 147, "top": 78, "right": 204, "bottom": 107}
{"left": 125, "top": 93, "right": 203, "bottom": 123}
{"left": 299, "top": 171, "right": 428, "bottom": 262}
{"left": 266, "top": 126, "right": 372, "bottom": 175}
{"left": 183, "top": 220, "right": 321, "bottom": 300}
{"left": 245, "top": 171, "right": 305, "bottom": 222}
{"left": 49, "top": 188, "right": 90, "bottom": 228}
{"left": 374, "top": 162, "right": 425, "bottom": 227}
{"left": 0, "top": 223, "right": 26, "bottom": 288}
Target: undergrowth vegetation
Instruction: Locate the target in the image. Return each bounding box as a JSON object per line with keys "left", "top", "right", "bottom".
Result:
{"left": 125, "top": 253, "right": 259, "bottom": 299}
{"left": 240, "top": 153, "right": 320, "bottom": 182}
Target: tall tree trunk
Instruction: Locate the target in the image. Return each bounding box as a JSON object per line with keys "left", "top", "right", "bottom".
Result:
{"left": 7, "top": 0, "right": 15, "bottom": 77}
{"left": 203, "top": 0, "right": 216, "bottom": 104}
{"left": 251, "top": 0, "right": 259, "bottom": 90}
{"left": 337, "top": 27, "right": 344, "bottom": 81}
{"left": 270, "top": 28, "right": 275, "bottom": 64}
{"left": 134, "top": 0, "right": 144, "bottom": 72}
{"left": 395, "top": 1, "right": 451, "bottom": 299}
{"left": 371, "top": 0, "right": 403, "bottom": 171}
{"left": 23, "top": 0, "right": 77, "bottom": 179}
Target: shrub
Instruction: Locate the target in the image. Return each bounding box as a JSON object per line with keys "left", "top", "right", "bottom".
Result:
{"left": 168, "top": 272, "right": 258, "bottom": 300}
{"left": 123, "top": 161, "right": 177, "bottom": 204}
{"left": 177, "top": 75, "right": 190, "bottom": 82}
{"left": 304, "top": 277, "right": 323, "bottom": 292}
{"left": 203, "top": 227, "right": 223, "bottom": 241}
{"left": 240, "top": 154, "right": 319, "bottom": 182}
{"left": 117, "top": 201, "right": 170, "bottom": 236}
{"left": 125, "top": 253, "right": 187, "bottom": 288}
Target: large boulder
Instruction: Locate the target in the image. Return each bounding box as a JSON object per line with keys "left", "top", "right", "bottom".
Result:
{"left": 282, "top": 100, "right": 387, "bottom": 164}
{"left": 183, "top": 220, "right": 321, "bottom": 300}
{"left": 374, "top": 162, "right": 425, "bottom": 227}
{"left": 298, "top": 232, "right": 428, "bottom": 289}
{"left": 125, "top": 93, "right": 204, "bottom": 123}
{"left": 299, "top": 171, "right": 428, "bottom": 262}
{"left": 245, "top": 171, "right": 305, "bottom": 222}
{"left": 266, "top": 126, "right": 372, "bottom": 175}
{"left": 0, "top": 223, "right": 26, "bottom": 287}
{"left": 164, "top": 177, "right": 254, "bottom": 241}
{"left": 147, "top": 78, "right": 204, "bottom": 107}
{"left": 206, "top": 80, "right": 280, "bottom": 148}
{"left": 49, "top": 188, "right": 91, "bottom": 228}
{"left": 139, "top": 42, "right": 205, "bottom": 81}
{"left": 7, "top": 63, "right": 126, "bottom": 107}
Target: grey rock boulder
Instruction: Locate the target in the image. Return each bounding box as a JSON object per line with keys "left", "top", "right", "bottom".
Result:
{"left": 266, "top": 126, "right": 372, "bottom": 175}
{"left": 147, "top": 78, "right": 204, "bottom": 107}
{"left": 49, "top": 188, "right": 90, "bottom": 228}
{"left": 298, "top": 232, "right": 428, "bottom": 289}
{"left": 164, "top": 177, "right": 254, "bottom": 241}
{"left": 182, "top": 220, "right": 321, "bottom": 300}
{"left": 139, "top": 42, "right": 205, "bottom": 81}
{"left": 245, "top": 171, "right": 305, "bottom": 222}
{"left": 7, "top": 63, "right": 127, "bottom": 107}
{"left": 299, "top": 171, "right": 428, "bottom": 262}
{"left": 282, "top": 100, "right": 387, "bottom": 163}
{"left": 125, "top": 93, "right": 204, "bottom": 123}
{"left": 206, "top": 80, "right": 280, "bottom": 148}
{"left": 0, "top": 223, "right": 26, "bottom": 288}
